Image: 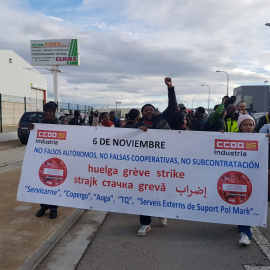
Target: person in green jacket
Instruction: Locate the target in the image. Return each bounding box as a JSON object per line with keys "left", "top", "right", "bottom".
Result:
{"left": 203, "top": 102, "right": 225, "bottom": 132}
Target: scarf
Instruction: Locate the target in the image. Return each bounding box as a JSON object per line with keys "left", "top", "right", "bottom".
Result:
{"left": 101, "top": 120, "right": 114, "bottom": 127}
{"left": 142, "top": 120, "right": 153, "bottom": 128}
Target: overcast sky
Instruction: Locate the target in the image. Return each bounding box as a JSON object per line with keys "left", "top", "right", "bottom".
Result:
{"left": 1, "top": 0, "right": 270, "bottom": 110}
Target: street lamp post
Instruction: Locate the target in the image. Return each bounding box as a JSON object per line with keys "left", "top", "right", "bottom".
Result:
{"left": 216, "top": 70, "right": 229, "bottom": 96}
{"left": 184, "top": 96, "right": 191, "bottom": 108}
{"left": 201, "top": 84, "right": 210, "bottom": 113}
{"left": 264, "top": 81, "right": 268, "bottom": 112}
{"left": 115, "top": 101, "right": 122, "bottom": 116}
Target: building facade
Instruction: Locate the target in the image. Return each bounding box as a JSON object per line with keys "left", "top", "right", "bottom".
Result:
{"left": 233, "top": 85, "right": 270, "bottom": 113}
{"left": 0, "top": 50, "right": 47, "bottom": 126}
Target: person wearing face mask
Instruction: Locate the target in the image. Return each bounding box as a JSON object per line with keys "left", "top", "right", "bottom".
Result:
{"left": 130, "top": 77, "right": 177, "bottom": 236}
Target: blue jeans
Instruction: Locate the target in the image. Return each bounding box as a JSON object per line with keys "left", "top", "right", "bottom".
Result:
{"left": 238, "top": 225, "right": 252, "bottom": 239}
{"left": 40, "top": 204, "right": 58, "bottom": 211}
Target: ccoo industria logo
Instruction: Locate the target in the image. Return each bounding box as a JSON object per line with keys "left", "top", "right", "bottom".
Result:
{"left": 36, "top": 130, "right": 67, "bottom": 145}
{"left": 37, "top": 130, "right": 67, "bottom": 140}
{"left": 214, "top": 139, "right": 258, "bottom": 157}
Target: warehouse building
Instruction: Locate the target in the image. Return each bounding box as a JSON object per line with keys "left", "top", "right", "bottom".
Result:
{"left": 233, "top": 85, "right": 270, "bottom": 113}
{"left": 0, "top": 50, "right": 47, "bottom": 126}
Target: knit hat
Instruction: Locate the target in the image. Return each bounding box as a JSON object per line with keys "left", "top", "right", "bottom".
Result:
{"left": 237, "top": 114, "right": 255, "bottom": 130}
{"left": 43, "top": 101, "right": 57, "bottom": 112}
{"left": 141, "top": 103, "right": 155, "bottom": 113}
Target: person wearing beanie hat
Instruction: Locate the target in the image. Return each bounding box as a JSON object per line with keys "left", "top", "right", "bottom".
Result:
{"left": 43, "top": 101, "right": 57, "bottom": 113}
{"left": 132, "top": 77, "right": 176, "bottom": 131}
{"left": 237, "top": 114, "right": 255, "bottom": 132}
{"left": 236, "top": 113, "right": 256, "bottom": 246}
{"left": 141, "top": 104, "right": 155, "bottom": 114}
{"left": 41, "top": 101, "right": 61, "bottom": 124}
{"left": 130, "top": 77, "right": 177, "bottom": 236}
{"left": 28, "top": 101, "right": 62, "bottom": 219}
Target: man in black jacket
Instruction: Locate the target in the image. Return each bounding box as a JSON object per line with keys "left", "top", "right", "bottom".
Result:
{"left": 169, "top": 104, "right": 185, "bottom": 130}
{"left": 69, "top": 110, "right": 86, "bottom": 125}
{"left": 131, "top": 77, "right": 177, "bottom": 236}
{"left": 191, "top": 107, "right": 207, "bottom": 131}
{"left": 132, "top": 78, "right": 177, "bottom": 131}
{"left": 255, "top": 107, "right": 270, "bottom": 132}
{"left": 28, "top": 101, "right": 61, "bottom": 219}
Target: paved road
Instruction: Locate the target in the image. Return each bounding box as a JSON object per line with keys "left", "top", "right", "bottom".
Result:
{"left": 80, "top": 213, "right": 270, "bottom": 270}
{"left": 36, "top": 210, "right": 270, "bottom": 270}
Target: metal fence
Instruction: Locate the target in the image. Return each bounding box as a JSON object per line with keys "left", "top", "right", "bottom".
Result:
{"left": 0, "top": 93, "right": 94, "bottom": 133}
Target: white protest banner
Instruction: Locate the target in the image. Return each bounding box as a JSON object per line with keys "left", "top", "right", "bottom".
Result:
{"left": 17, "top": 124, "right": 268, "bottom": 227}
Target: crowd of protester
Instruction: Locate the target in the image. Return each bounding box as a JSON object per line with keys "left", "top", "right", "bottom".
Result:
{"left": 29, "top": 77, "right": 270, "bottom": 246}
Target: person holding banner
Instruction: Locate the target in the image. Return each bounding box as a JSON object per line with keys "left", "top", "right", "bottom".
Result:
{"left": 237, "top": 114, "right": 256, "bottom": 245}
{"left": 28, "top": 101, "right": 61, "bottom": 219}
{"left": 131, "top": 77, "right": 177, "bottom": 236}
{"left": 259, "top": 121, "right": 270, "bottom": 203}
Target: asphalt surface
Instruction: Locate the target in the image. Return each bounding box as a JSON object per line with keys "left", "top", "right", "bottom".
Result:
{"left": 2, "top": 139, "right": 270, "bottom": 270}
{"left": 76, "top": 213, "right": 270, "bottom": 270}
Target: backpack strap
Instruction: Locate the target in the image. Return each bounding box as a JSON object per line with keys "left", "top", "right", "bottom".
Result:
{"left": 266, "top": 114, "right": 269, "bottom": 124}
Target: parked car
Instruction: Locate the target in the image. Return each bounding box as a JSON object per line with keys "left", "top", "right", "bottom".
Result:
{"left": 17, "top": 111, "right": 44, "bottom": 144}
{"left": 17, "top": 111, "right": 64, "bottom": 144}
